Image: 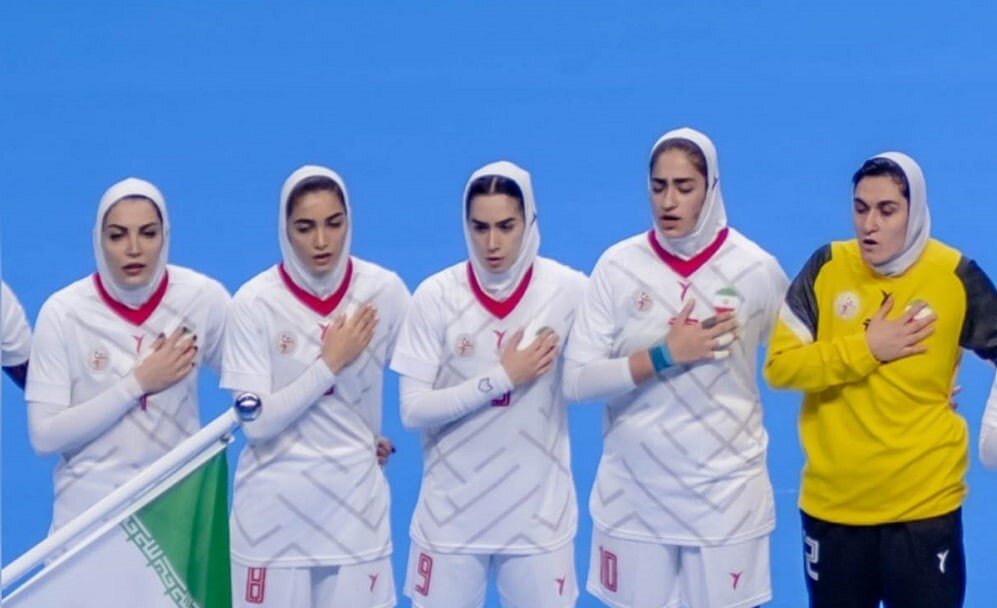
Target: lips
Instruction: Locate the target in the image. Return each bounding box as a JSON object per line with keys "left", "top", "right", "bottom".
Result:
{"left": 313, "top": 253, "right": 333, "bottom": 264}
{"left": 122, "top": 263, "right": 146, "bottom": 276}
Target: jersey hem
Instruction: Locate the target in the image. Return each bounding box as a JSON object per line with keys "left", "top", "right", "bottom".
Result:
{"left": 591, "top": 517, "right": 774, "bottom": 547}
{"left": 408, "top": 528, "right": 576, "bottom": 556}
{"left": 231, "top": 543, "right": 391, "bottom": 568}
{"left": 797, "top": 500, "right": 965, "bottom": 526}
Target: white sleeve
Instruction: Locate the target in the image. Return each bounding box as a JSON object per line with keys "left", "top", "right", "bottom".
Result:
{"left": 563, "top": 257, "right": 637, "bottom": 402}
{"left": 25, "top": 299, "right": 72, "bottom": 405}
{"left": 220, "top": 289, "right": 338, "bottom": 443}
{"left": 385, "top": 273, "right": 412, "bottom": 361}
{"left": 399, "top": 366, "right": 514, "bottom": 430}
{"left": 980, "top": 374, "right": 997, "bottom": 470}
{"left": 238, "top": 360, "right": 338, "bottom": 443}
{"left": 2, "top": 281, "right": 32, "bottom": 367}
{"left": 390, "top": 281, "right": 445, "bottom": 383}
{"left": 28, "top": 375, "right": 145, "bottom": 455}
{"left": 201, "top": 279, "right": 230, "bottom": 377}
{"left": 759, "top": 255, "right": 791, "bottom": 347}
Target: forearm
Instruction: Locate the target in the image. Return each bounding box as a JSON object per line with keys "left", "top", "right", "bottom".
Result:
{"left": 239, "top": 359, "right": 337, "bottom": 443}
{"left": 28, "top": 373, "right": 145, "bottom": 455}
{"left": 399, "top": 365, "right": 513, "bottom": 430}
{"left": 764, "top": 325, "right": 879, "bottom": 392}
{"left": 563, "top": 356, "right": 638, "bottom": 402}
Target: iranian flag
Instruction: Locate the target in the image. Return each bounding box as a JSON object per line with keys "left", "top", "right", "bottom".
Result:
{"left": 3, "top": 412, "right": 238, "bottom": 608}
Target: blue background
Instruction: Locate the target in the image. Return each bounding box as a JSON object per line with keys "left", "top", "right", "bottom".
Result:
{"left": 3, "top": 2, "right": 997, "bottom": 605}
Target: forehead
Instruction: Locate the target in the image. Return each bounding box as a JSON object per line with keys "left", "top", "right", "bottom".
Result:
{"left": 289, "top": 189, "right": 345, "bottom": 218}
{"left": 103, "top": 197, "right": 161, "bottom": 226}
{"left": 651, "top": 149, "right": 704, "bottom": 178}
{"left": 468, "top": 193, "right": 522, "bottom": 220}
{"left": 854, "top": 175, "right": 907, "bottom": 203}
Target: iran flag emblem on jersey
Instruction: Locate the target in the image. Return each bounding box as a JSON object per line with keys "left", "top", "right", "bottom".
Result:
{"left": 713, "top": 287, "right": 740, "bottom": 314}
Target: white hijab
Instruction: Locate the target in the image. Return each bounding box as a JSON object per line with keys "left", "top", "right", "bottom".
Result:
{"left": 278, "top": 165, "right": 353, "bottom": 299}
{"left": 649, "top": 127, "right": 728, "bottom": 259}
{"left": 462, "top": 161, "right": 540, "bottom": 299}
{"left": 93, "top": 178, "right": 170, "bottom": 309}
{"left": 864, "top": 152, "right": 931, "bottom": 277}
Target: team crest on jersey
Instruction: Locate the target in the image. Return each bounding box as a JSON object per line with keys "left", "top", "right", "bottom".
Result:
{"left": 834, "top": 291, "right": 861, "bottom": 320}
{"left": 632, "top": 289, "right": 653, "bottom": 313}
{"left": 713, "top": 287, "right": 741, "bottom": 314}
{"left": 88, "top": 346, "right": 110, "bottom": 372}
{"left": 454, "top": 334, "right": 475, "bottom": 357}
{"left": 276, "top": 331, "right": 297, "bottom": 355}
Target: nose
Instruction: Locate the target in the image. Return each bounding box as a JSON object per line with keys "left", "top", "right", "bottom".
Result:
{"left": 126, "top": 233, "right": 142, "bottom": 257}
{"left": 662, "top": 187, "right": 679, "bottom": 210}
{"left": 487, "top": 229, "right": 499, "bottom": 251}
{"left": 862, "top": 211, "right": 879, "bottom": 234}
{"left": 315, "top": 227, "right": 328, "bottom": 249}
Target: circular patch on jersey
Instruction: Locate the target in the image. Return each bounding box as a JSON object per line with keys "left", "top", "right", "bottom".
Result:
{"left": 713, "top": 287, "right": 741, "bottom": 314}
{"left": 276, "top": 331, "right": 297, "bottom": 356}
{"left": 632, "top": 289, "right": 654, "bottom": 314}
{"left": 88, "top": 346, "right": 110, "bottom": 372}
{"left": 454, "top": 334, "right": 475, "bottom": 357}
{"left": 834, "top": 291, "right": 861, "bottom": 320}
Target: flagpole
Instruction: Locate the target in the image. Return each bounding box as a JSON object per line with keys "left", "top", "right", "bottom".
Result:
{"left": 2, "top": 395, "right": 258, "bottom": 591}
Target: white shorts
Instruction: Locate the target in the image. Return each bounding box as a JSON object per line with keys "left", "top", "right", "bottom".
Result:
{"left": 586, "top": 528, "right": 771, "bottom": 608}
{"left": 404, "top": 540, "right": 578, "bottom": 608}
{"left": 232, "top": 557, "right": 396, "bottom": 608}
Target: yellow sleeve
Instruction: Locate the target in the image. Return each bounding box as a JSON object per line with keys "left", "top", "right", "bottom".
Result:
{"left": 763, "top": 310, "right": 880, "bottom": 392}
{"left": 762, "top": 243, "right": 880, "bottom": 393}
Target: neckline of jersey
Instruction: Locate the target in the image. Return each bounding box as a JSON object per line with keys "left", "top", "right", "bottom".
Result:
{"left": 278, "top": 260, "right": 354, "bottom": 317}
{"left": 467, "top": 262, "right": 534, "bottom": 320}
{"left": 647, "top": 228, "right": 730, "bottom": 278}
{"left": 92, "top": 271, "right": 170, "bottom": 326}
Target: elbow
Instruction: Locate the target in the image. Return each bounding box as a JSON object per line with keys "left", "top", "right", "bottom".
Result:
{"left": 241, "top": 418, "right": 280, "bottom": 444}
{"left": 981, "top": 429, "right": 997, "bottom": 471}
{"left": 561, "top": 366, "right": 583, "bottom": 403}
{"left": 761, "top": 358, "right": 792, "bottom": 390}
{"left": 28, "top": 422, "right": 62, "bottom": 457}
{"left": 399, "top": 404, "right": 427, "bottom": 431}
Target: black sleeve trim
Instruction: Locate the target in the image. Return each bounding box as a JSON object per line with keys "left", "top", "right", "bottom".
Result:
{"left": 3, "top": 361, "right": 28, "bottom": 390}
{"left": 784, "top": 244, "right": 832, "bottom": 339}
{"left": 956, "top": 256, "right": 997, "bottom": 362}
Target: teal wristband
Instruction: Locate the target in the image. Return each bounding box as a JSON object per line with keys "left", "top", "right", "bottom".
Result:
{"left": 648, "top": 342, "right": 673, "bottom": 373}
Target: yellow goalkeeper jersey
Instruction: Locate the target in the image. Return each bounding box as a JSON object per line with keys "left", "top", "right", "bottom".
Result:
{"left": 764, "top": 239, "right": 997, "bottom": 524}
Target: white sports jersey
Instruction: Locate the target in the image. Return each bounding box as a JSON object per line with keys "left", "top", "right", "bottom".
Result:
{"left": 2, "top": 280, "right": 32, "bottom": 366}
{"left": 26, "top": 265, "right": 228, "bottom": 530}
{"left": 391, "top": 256, "right": 585, "bottom": 554}
{"left": 565, "top": 228, "right": 788, "bottom": 546}
{"left": 225, "top": 258, "right": 410, "bottom": 567}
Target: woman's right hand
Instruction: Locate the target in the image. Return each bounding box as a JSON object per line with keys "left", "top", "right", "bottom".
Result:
{"left": 321, "top": 304, "right": 378, "bottom": 374}
{"left": 664, "top": 299, "right": 739, "bottom": 365}
{"left": 134, "top": 327, "right": 198, "bottom": 394}
{"left": 500, "top": 328, "right": 559, "bottom": 387}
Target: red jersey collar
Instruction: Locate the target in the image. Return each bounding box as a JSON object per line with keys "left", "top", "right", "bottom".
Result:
{"left": 467, "top": 263, "right": 533, "bottom": 320}
{"left": 279, "top": 260, "right": 353, "bottom": 317}
{"left": 647, "top": 228, "right": 729, "bottom": 278}
{"left": 93, "top": 271, "right": 170, "bottom": 326}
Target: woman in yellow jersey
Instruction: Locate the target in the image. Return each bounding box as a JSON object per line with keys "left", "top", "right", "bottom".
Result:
{"left": 764, "top": 152, "right": 997, "bottom": 608}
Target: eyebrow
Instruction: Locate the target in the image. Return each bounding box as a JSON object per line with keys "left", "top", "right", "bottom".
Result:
{"left": 105, "top": 222, "right": 160, "bottom": 231}
{"left": 650, "top": 177, "right": 696, "bottom": 186}
{"left": 471, "top": 217, "right": 517, "bottom": 226}
{"left": 854, "top": 197, "right": 903, "bottom": 208}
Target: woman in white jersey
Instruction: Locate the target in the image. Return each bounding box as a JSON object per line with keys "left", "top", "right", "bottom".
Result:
{"left": 224, "top": 165, "right": 410, "bottom": 608}
{"left": 391, "top": 161, "right": 587, "bottom": 608}
{"left": 2, "top": 280, "right": 33, "bottom": 388}
{"left": 26, "top": 177, "right": 229, "bottom": 533}
{"left": 563, "top": 128, "right": 788, "bottom": 608}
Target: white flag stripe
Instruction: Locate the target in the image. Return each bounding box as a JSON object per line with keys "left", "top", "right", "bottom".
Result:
{"left": 2, "top": 408, "right": 239, "bottom": 592}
